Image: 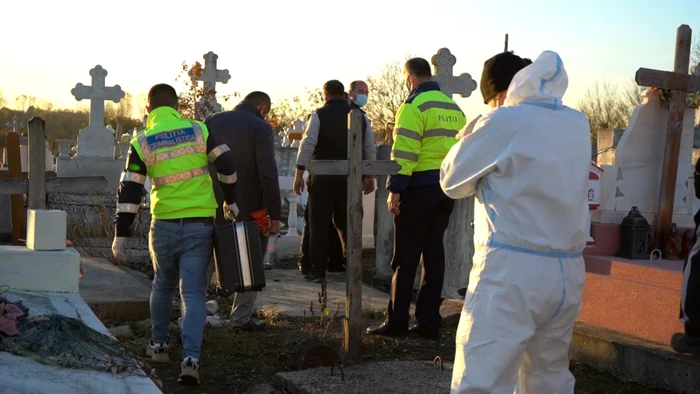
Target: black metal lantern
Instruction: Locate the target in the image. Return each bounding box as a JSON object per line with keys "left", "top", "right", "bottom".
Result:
{"left": 617, "top": 206, "right": 650, "bottom": 259}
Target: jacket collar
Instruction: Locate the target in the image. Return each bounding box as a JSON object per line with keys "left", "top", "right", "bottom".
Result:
{"left": 146, "top": 106, "right": 181, "bottom": 128}
{"left": 405, "top": 80, "right": 441, "bottom": 103}
{"left": 234, "top": 100, "right": 264, "bottom": 119}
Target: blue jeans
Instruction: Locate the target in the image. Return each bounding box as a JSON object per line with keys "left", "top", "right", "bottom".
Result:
{"left": 149, "top": 219, "right": 213, "bottom": 359}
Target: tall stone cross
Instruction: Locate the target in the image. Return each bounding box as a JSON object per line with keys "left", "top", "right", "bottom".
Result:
{"left": 6, "top": 116, "right": 25, "bottom": 133}
{"left": 634, "top": 24, "right": 700, "bottom": 244}
{"left": 431, "top": 47, "right": 478, "bottom": 299}
{"left": 71, "top": 65, "right": 125, "bottom": 128}
{"left": 191, "top": 51, "right": 231, "bottom": 118}
{"left": 307, "top": 111, "right": 400, "bottom": 363}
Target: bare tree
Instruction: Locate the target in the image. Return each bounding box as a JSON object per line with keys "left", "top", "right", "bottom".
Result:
{"left": 267, "top": 88, "right": 324, "bottom": 134}
{"left": 14, "top": 95, "right": 36, "bottom": 113}
{"left": 579, "top": 80, "right": 642, "bottom": 139}
{"left": 365, "top": 58, "right": 411, "bottom": 143}
{"left": 0, "top": 90, "right": 7, "bottom": 108}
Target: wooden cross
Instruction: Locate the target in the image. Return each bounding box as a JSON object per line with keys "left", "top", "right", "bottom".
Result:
{"left": 5, "top": 116, "right": 25, "bottom": 132}
{"left": 634, "top": 24, "right": 700, "bottom": 244}
{"left": 0, "top": 118, "right": 107, "bottom": 242}
{"left": 307, "top": 110, "right": 400, "bottom": 363}
{"left": 191, "top": 51, "right": 231, "bottom": 116}
{"left": 71, "top": 65, "right": 125, "bottom": 128}
{"left": 504, "top": 33, "right": 509, "bottom": 52}
{"left": 432, "top": 48, "right": 478, "bottom": 98}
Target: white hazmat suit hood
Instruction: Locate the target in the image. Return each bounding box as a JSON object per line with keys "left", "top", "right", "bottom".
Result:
{"left": 442, "top": 51, "right": 591, "bottom": 394}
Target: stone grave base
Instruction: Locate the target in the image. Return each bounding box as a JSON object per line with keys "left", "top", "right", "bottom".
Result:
{"left": 1, "top": 290, "right": 161, "bottom": 394}
{"left": 79, "top": 257, "right": 152, "bottom": 323}
{"left": 0, "top": 245, "right": 81, "bottom": 293}
{"left": 580, "top": 254, "right": 684, "bottom": 344}
{"left": 571, "top": 322, "right": 700, "bottom": 394}
{"left": 273, "top": 360, "right": 452, "bottom": 394}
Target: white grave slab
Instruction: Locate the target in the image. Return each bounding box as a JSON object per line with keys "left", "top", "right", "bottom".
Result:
{"left": 0, "top": 290, "right": 161, "bottom": 394}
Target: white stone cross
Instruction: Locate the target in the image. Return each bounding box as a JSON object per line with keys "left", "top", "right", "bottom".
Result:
{"left": 71, "top": 65, "right": 125, "bottom": 129}
{"left": 190, "top": 51, "right": 231, "bottom": 116}
{"left": 5, "top": 116, "right": 25, "bottom": 133}
{"left": 432, "top": 48, "right": 478, "bottom": 98}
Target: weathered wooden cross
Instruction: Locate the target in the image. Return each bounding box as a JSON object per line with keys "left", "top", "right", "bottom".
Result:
{"left": 71, "top": 65, "right": 125, "bottom": 128}
{"left": 634, "top": 24, "right": 700, "bottom": 244}
{"left": 307, "top": 110, "right": 400, "bottom": 363}
{"left": 0, "top": 118, "right": 107, "bottom": 242}
{"left": 191, "top": 51, "right": 231, "bottom": 117}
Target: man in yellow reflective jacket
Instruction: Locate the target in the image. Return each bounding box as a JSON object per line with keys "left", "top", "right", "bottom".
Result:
{"left": 367, "top": 58, "right": 466, "bottom": 339}
{"left": 112, "top": 84, "right": 238, "bottom": 386}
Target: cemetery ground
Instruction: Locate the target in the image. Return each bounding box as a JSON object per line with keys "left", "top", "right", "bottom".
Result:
{"left": 105, "top": 250, "right": 675, "bottom": 394}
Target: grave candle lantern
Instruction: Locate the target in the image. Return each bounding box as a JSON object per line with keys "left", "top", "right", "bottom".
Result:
{"left": 617, "top": 206, "right": 651, "bottom": 259}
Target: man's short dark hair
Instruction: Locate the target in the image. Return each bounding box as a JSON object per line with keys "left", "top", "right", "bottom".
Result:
{"left": 324, "top": 80, "right": 345, "bottom": 97}
{"left": 148, "top": 84, "right": 179, "bottom": 110}
{"left": 349, "top": 80, "right": 366, "bottom": 92}
{"left": 404, "top": 58, "right": 432, "bottom": 78}
{"left": 244, "top": 91, "right": 271, "bottom": 108}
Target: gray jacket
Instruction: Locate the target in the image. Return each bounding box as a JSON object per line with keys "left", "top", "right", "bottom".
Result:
{"left": 205, "top": 101, "right": 281, "bottom": 224}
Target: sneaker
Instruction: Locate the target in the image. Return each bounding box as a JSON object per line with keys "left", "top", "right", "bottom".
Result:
{"left": 178, "top": 356, "right": 200, "bottom": 385}
{"left": 146, "top": 340, "right": 169, "bottom": 362}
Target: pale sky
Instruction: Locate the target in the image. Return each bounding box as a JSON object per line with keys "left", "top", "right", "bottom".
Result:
{"left": 1, "top": 0, "right": 698, "bottom": 121}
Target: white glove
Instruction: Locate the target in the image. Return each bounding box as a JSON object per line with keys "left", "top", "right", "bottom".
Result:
{"left": 112, "top": 237, "right": 127, "bottom": 263}
{"left": 223, "top": 203, "right": 239, "bottom": 222}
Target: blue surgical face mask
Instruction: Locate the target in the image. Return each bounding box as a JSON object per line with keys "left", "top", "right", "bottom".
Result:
{"left": 354, "top": 94, "right": 368, "bottom": 107}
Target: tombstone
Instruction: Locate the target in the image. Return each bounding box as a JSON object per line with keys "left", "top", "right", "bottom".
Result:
{"left": 288, "top": 119, "right": 305, "bottom": 148}
{"left": 191, "top": 51, "right": 230, "bottom": 119}
{"left": 70, "top": 65, "right": 125, "bottom": 158}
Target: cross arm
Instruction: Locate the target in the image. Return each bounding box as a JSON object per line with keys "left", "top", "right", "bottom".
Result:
{"left": 0, "top": 176, "right": 108, "bottom": 195}
{"left": 307, "top": 160, "right": 400, "bottom": 176}
{"left": 636, "top": 68, "right": 700, "bottom": 92}
{"left": 104, "top": 85, "right": 126, "bottom": 102}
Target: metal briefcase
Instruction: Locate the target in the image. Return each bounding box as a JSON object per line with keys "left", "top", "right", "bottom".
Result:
{"left": 213, "top": 221, "right": 266, "bottom": 296}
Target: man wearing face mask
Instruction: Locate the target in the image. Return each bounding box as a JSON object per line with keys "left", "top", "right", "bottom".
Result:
{"left": 294, "top": 80, "right": 376, "bottom": 282}
{"left": 441, "top": 51, "right": 591, "bottom": 394}
{"left": 366, "top": 58, "right": 466, "bottom": 339}
{"left": 205, "top": 91, "right": 281, "bottom": 331}
{"left": 672, "top": 157, "right": 700, "bottom": 356}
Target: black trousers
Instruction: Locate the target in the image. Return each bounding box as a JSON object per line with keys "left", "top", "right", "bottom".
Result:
{"left": 299, "top": 202, "right": 345, "bottom": 273}
{"left": 308, "top": 179, "right": 348, "bottom": 277}
{"left": 387, "top": 184, "right": 455, "bottom": 330}
{"left": 681, "top": 230, "right": 700, "bottom": 337}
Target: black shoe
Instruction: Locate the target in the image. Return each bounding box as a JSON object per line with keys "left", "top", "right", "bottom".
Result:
{"left": 671, "top": 333, "right": 700, "bottom": 356}
{"left": 304, "top": 272, "right": 325, "bottom": 283}
{"left": 366, "top": 322, "right": 408, "bottom": 337}
{"left": 457, "top": 288, "right": 467, "bottom": 297}
{"left": 233, "top": 319, "right": 266, "bottom": 331}
{"left": 409, "top": 324, "right": 440, "bottom": 340}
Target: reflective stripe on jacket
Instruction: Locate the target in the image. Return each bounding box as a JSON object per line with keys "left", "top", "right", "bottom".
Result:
{"left": 130, "top": 107, "right": 218, "bottom": 219}
{"left": 388, "top": 81, "right": 466, "bottom": 193}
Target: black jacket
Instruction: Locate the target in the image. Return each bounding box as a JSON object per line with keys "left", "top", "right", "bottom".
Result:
{"left": 205, "top": 101, "right": 281, "bottom": 224}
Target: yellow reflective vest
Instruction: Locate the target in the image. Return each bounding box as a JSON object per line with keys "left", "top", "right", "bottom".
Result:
{"left": 131, "top": 107, "right": 217, "bottom": 219}
{"left": 388, "top": 81, "right": 466, "bottom": 193}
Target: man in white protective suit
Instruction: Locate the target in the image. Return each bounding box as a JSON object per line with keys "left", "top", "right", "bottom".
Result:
{"left": 440, "top": 50, "right": 591, "bottom": 394}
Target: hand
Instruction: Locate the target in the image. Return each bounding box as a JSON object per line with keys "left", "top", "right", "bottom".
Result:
{"left": 267, "top": 220, "right": 281, "bottom": 234}
{"left": 224, "top": 203, "right": 239, "bottom": 221}
{"left": 293, "top": 176, "right": 305, "bottom": 195}
{"left": 363, "top": 177, "right": 375, "bottom": 195}
{"left": 111, "top": 237, "right": 127, "bottom": 264}
{"left": 457, "top": 114, "right": 482, "bottom": 140}
{"left": 387, "top": 192, "right": 400, "bottom": 215}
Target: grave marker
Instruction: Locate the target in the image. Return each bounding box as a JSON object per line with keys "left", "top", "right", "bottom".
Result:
{"left": 71, "top": 65, "right": 125, "bottom": 158}
{"left": 431, "top": 48, "right": 478, "bottom": 298}
{"left": 191, "top": 51, "right": 231, "bottom": 118}
{"left": 307, "top": 110, "right": 400, "bottom": 363}
{"left": 634, "top": 24, "right": 700, "bottom": 244}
